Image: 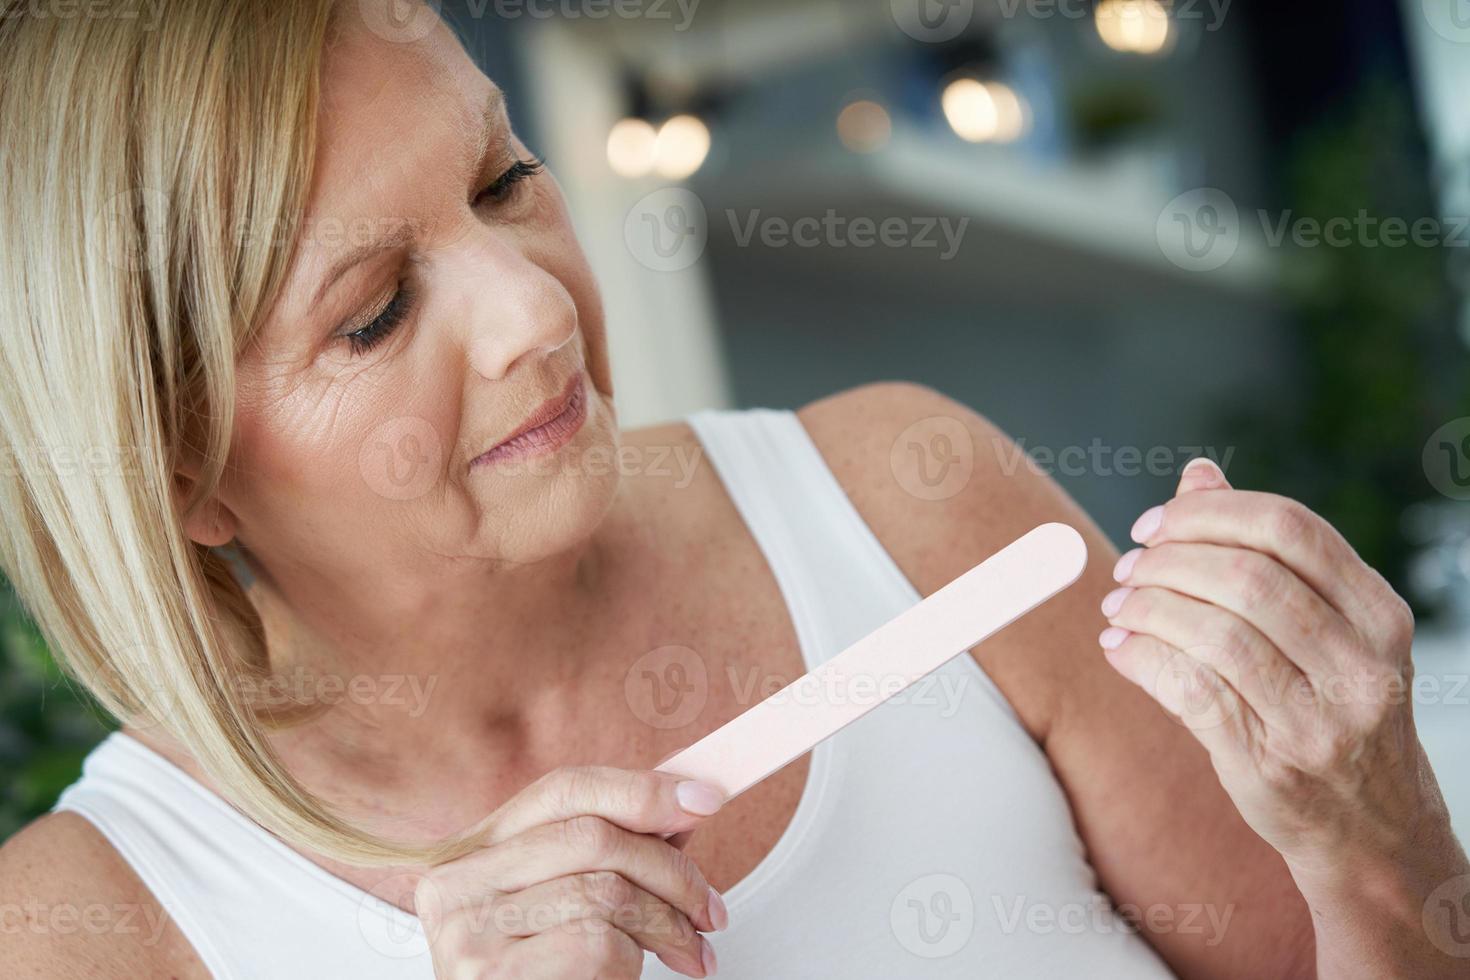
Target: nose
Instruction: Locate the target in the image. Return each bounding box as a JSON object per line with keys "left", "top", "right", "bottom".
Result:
{"left": 448, "top": 231, "right": 578, "bottom": 382}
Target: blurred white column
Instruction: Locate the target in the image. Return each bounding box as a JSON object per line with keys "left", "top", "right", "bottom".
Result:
{"left": 518, "top": 23, "right": 732, "bottom": 429}
{"left": 1400, "top": 1, "right": 1470, "bottom": 342}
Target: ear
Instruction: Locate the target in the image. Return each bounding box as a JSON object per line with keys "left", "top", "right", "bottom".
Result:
{"left": 1176, "top": 456, "right": 1233, "bottom": 497}
{"left": 173, "top": 462, "right": 240, "bottom": 548}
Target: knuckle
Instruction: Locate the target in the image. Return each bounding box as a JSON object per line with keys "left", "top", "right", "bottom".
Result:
{"left": 1387, "top": 595, "right": 1415, "bottom": 647}
{"left": 562, "top": 814, "right": 619, "bottom": 859}
{"left": 664, "top": 838, "right": 702, "bottom": 891}
{"left": 1230, "top": 553, "right": 1277, "bottom": 608}
{"left": 580, "top": 870, "right": 635, "bottom": 911}
{"left": 1266, "top": 497, "right": 1314, "bottom": 547}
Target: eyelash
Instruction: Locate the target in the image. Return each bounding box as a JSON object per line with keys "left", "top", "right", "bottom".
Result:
{"left": 341, "top": 155, "right": 546, "bottom": 356}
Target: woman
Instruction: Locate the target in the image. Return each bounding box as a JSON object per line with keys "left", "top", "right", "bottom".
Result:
{"left": 0, "top": 2, "right": 1464, "bottom": 977}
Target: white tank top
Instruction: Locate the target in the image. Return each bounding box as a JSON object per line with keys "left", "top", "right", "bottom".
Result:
{"left": 52, "top": 406, "right": 1175, "bottom": 979}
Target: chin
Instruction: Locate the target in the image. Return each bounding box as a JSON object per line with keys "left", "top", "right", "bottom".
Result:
{"left": 467, "top": 417, "right": 623, "bottom": 564}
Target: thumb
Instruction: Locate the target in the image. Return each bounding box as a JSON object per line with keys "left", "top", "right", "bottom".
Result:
{"left": 1176, "top": 456, "right": 1231, "bottom": 496}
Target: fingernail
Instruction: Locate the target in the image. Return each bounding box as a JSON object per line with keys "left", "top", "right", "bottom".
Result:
{"left": 707, "top": 887, "right": 728, "bottom": 931}
{"left": 1100, "top": 587, "right": 1133, "bottom": 618}
{"left": 1182, "top": 457, "right": 1220, "bottom": 482}
{"left": 676, "top": 780, "right": 725, "bottom": 816}
{"left": 1130, "top": 505, "right": 1164, "bottom": 543}
{"left": 1113, "top": 548, "right": 1142, "bottom": 582}
{"left": 702, "top": 936, "right": 719, "bottom": 975}
{"left": 1099, "top": 626, "right": 1131, "bottom": 650}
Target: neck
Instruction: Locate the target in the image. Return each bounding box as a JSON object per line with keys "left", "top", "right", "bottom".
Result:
{"left": 209, "top": 478, "right": 661, "bottom": 836}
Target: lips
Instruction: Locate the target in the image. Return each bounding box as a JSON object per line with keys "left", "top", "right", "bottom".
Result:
{"left": 471, "top": 375, "right": 584, "bottom": 467}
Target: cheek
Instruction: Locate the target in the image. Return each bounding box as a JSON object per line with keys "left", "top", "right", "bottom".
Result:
{"left": 231, "top": 363, "right": 461, "bottom": 523}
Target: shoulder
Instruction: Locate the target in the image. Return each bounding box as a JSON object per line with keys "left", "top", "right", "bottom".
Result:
{"left": 0, "top": 811, "right": 207, "bottom": 978}
{"left": 794, "top": 381, "right": 1120, "bottom": 741}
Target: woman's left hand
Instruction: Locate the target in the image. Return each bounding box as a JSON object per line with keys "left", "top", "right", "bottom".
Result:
{"left": 1097, "top": 456, "right": 1434, "bottom": 875}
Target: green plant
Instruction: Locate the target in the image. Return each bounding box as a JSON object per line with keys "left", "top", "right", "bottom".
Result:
{"left": 0, "top": 578, "right": 112, "bottom": 839}
{"left": 1216, "top": 75, "right": 1470, "bottom": 610}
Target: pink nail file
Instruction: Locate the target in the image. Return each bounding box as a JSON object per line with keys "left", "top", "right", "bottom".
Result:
{"left": 654, "top": 522, "right": 1088, "bottom": 803}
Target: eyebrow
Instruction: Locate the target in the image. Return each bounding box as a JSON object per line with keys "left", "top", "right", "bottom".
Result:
{"left": 305, "top": 88, "right": 509, "bottom": 312}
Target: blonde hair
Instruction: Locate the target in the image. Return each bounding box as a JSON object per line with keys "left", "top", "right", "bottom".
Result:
{"left": 0, "top": 0, "right": 470, "bottom": 866}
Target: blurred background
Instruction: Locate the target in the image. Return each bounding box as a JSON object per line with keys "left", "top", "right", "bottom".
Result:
{"left": 5, "top": 0, "right": 1470, "bottom": 841}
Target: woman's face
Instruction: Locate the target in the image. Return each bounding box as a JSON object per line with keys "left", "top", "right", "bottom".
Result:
{"left": 207, "top": 7, "right": 621, "bottom": 598}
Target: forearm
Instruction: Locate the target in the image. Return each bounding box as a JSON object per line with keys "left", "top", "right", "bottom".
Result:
{"left": 1289, "top": 745, "right": 1470, "bottom": 979}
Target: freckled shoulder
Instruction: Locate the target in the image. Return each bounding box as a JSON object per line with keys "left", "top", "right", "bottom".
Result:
{"left": 793, "top": 381, "right": 1123, "bottom": 744}
{"left": 0, "top": 811, "right": 209, "bottom": 979}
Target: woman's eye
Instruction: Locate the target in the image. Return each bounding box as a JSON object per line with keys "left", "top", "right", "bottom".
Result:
{"left": 474, "top": 156, "right": 544, "bottom": 207}
{"left": 342, "top": 283, "right": 415, "bottom": 356}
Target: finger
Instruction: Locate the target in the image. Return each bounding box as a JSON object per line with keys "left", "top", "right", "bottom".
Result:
{"left": 498, "top": 872, "right": 712, "bottom": 978}
{"left": 1104, "top": 584, "right": 1310, "bottom": 732}
{"left": 1129, "top": 487, "right": 1398, "bottom": 638}
{"left": 1176, "top": 456, "right": 1232, "bottom": 495}
{"left": 667, "top": 830, "right": 696, "bottom": 851}
{"left": 1110, "top": 540, "right": 1360, "bottom": 676}
{"left": 467, "top": 766, "right": 725, "bottom": 850}
{"left": 506, "top": 927, "right": 648, "bottom": 980}
{"left": 1100, "top": 629, "right": 1260, "bottom": 756}
{"left": 438, "top": 814, "right": 721, "bottom": 933}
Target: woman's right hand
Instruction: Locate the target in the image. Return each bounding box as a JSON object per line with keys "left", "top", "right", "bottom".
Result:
{"left": 414, "top": 766, "right": 728, "bottom": 979}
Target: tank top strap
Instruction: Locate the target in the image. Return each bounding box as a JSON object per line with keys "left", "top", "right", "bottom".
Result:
{"left": 684, "top": 407, "right": 924, "bottom": 665}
